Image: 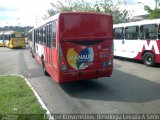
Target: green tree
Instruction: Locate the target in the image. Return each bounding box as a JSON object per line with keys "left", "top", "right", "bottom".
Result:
{"left": 45, "top": 0, "right": 130, "bottom": 24}
{"left": 143, "top": 0, "right": 160, "bottom": 19}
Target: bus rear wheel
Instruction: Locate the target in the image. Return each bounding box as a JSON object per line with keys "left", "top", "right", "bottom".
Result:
{"left": 143, "top": 52, "right": 155, "bottom": 67}
{"left": 42, "top": 58, "right": 48, "bottom": 75}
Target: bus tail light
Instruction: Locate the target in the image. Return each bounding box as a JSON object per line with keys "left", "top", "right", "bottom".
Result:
{"left": 58, "top": 44, "right": 68, "bottom": 72}
{"left": 102, "top": 44, "right": 113, "bottom": 68}
{"left": 59, "top": 57, "right": 67, "bottom": 72}
{"left": 108, "top": 42, "right": 114, "bottom": 67}
{"left": 108, "top": 55, "right": 113, "bottom": 66}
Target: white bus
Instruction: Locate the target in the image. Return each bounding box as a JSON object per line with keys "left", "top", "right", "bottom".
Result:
{"left": 113, "top": 19, "right": 160, "bottom": 67}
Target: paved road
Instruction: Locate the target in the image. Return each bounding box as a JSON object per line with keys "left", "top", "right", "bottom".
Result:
{"left": 0, "top": 46, "right": 160, "bottom": 114}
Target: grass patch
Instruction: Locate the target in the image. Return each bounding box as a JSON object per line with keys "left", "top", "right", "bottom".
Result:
{"left": 0, "top": 75, "right": 46, "bottom": 120}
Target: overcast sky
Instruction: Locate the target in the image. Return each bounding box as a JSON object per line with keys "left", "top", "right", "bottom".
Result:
{"left": 0, "top": 0, "right": 155, "bottom": 27}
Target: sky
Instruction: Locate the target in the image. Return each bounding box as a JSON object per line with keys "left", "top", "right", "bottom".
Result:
{"left": 0, "top": 0, "right": 156, "bottom": 27}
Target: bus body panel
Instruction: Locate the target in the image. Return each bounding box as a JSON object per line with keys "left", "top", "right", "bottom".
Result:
{"left": 61, "top": 40, "right": 112, "bottom": 71}
{"left": 134, "top": 40, "right": 160, "bottom": 62}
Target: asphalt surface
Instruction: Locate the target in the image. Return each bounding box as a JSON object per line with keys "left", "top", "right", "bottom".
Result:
{"left": 0, "top": 46, "right": 160, "bottom": 115}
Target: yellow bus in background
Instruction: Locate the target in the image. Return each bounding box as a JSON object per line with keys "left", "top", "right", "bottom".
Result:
{"left": 0, "top": 32, "right": 5, "bottom": 47}
{"left": 3, "top": 31, "right": 26, "bottom": 48}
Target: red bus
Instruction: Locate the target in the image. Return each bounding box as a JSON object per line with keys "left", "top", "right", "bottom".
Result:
{"left": 29, "top": 12, "right": 113, "bottom": 83}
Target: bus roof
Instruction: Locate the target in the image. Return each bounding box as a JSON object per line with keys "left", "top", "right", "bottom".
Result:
{"left": 34, "top": 12, "right": 112, "bottom": 29}
{"left": 113, "top": 18, "right": 160, "bottom": 28}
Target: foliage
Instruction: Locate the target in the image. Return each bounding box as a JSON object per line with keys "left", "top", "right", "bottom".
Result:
{"left": 149, "top": 8, "right": 160, "bottom": 19}
{"left": 45, "top": 0, "right": 130, "bottom": 24}
{"left": 143, "top": 0, "right": 160, "bottom": 19}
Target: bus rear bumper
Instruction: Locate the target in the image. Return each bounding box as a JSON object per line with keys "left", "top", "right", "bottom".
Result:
{"left": 58, "top": 67, "right": 113, "bottom": 83}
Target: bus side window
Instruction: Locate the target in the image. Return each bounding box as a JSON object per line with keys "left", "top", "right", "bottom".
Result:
{"left": 35, "top": 30, "right": 38, "bottom": 43}
{"left": 140, "top": 24, "right": 157, "bottom": 40}
{"left": 139, "top": 26, "right": 144, "bottom": 39}
{"left": 49, "top": 23, "right": 52, "bottom": 48}
{"left": 114, "top": 27, "right": 124, "bottom": 39}
{"left": 125, "top": 26, "right": 139, "bottom": 40}
{"left": 51, "top": 21, "right": 56, "bottom": 48}
{"left": 8, "top": 34, "right": 11, "bottom": 40}
{"left": 43, "top": 27, "right": 46, "bottom": 45}
{"left": 46, "top": 24, "right": 51, "bottom": 48}
{"left": 39, "top": 28, "right": 43, "bottom": 45}
{"left": 38, "top": 29, "right": 40, "bottom": 44}
{"left": 158, "top": 24, "right": 160, "bottom": 39}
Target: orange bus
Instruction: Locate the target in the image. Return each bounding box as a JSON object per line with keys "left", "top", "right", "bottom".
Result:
{"left": 29, "top": 12, "right": 113, "bottom": 83}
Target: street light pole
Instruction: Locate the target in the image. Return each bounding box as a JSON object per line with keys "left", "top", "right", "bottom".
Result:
{"left": 17, "top": 18, "right": 20, "bottom": 32}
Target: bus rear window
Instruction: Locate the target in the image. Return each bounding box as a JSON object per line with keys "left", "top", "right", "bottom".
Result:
{"left": 68, "top": 40, "right": 105, "bottom": 45}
